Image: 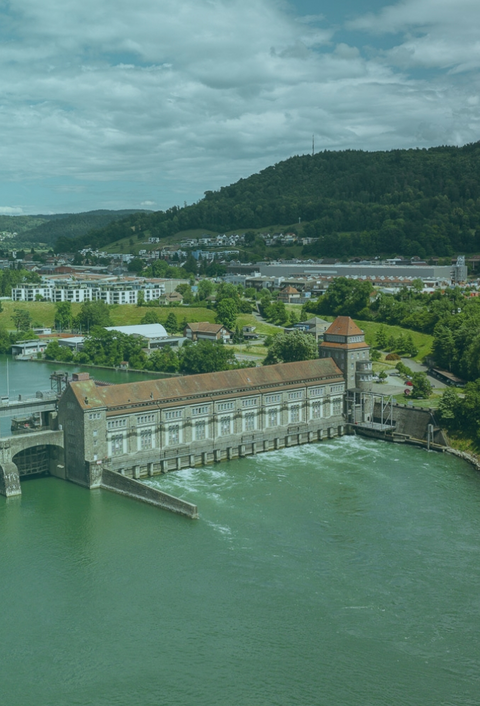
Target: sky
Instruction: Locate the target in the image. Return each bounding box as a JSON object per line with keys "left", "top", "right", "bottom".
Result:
{"left": 0, "top": 0, "right": 479, "bottom": 215}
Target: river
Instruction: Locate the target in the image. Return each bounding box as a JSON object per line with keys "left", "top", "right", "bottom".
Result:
{"left": 0, "top": 359, "right": 479, "bottom": 705}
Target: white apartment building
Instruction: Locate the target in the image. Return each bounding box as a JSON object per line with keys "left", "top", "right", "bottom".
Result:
{"left": 11, "top": 281, "right": 165, "bottom": 305}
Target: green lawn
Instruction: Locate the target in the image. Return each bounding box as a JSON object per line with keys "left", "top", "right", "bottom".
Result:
{"left": 108, "top": 305, "right": 216, "bottom": 327}
{"left": 390, "top": 392, "right": 442, "bottom": 408}
{"left": 0, "top": 301, "right": 218, "bottom": 332}
{"left": 0, "top": 301, "right": 68, "bottom": 329}
{"left": 235, "top": 314, "right": 283, "bottom": 336}
{"left": 353, "top": 319, "right": 433, "bottom": 361}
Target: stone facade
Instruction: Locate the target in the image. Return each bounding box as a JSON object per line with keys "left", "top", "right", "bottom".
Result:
{"left": 319, "top": 317, "right": 372, "bottom": 391}
{"left": 58, "top": 359, "right": 346, "bottom": 488}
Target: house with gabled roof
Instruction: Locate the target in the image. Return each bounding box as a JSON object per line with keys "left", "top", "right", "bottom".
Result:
{"left": 184, "top": 322, "right": 232, "bottom": 343}
{"left": 278, "top": 285, "right": 301, "bottom": 303}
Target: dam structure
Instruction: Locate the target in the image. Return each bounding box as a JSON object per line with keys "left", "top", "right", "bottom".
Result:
{"left": 1, "top": 316, "right": 444, "bottom": 515}
{"left": 58, "top": 358, "right": 347, "bottom": 490}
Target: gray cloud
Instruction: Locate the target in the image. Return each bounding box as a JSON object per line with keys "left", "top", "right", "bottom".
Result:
{"left": 0, "top": 0, "right": 478, "bottom": 213}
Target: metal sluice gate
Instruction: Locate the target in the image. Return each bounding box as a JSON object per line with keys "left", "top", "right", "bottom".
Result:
{"left": 14, "top": 445, "right": 50, "bottom": 477}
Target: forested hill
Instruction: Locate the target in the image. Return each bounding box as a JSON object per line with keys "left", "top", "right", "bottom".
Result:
{"left": 57, "top": 143, "right": 480, "bottom": 257}
{"left": 6, "top": 210, "right": 148, "bottom": 246}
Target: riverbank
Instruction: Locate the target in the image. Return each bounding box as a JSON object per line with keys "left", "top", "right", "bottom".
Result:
{"left": 20, "top": 356, "right": 179, "bottom": 378}
{"left": 444, "top": 446, "right": 480, "bottom": 472}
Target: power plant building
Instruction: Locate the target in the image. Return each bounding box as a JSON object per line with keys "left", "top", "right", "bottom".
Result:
{"left": 58, "top": 358, "right": 347, "bottom": 489}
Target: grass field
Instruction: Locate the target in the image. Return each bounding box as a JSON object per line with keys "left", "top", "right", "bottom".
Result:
{"left": 0, "top": 301, "right": 218, "bottom": 331}
{"left": 235, "top": 314, "right": 282, "bottom": 336}
{"left": 354, "top": 320, "right": 433, "bottom": 361}
{"left": 108, "top": 305, "right": 217, "bottom": 327}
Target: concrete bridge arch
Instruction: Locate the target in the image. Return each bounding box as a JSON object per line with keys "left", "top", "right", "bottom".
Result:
{"left": 0, "top": 430, "right": 65, "bottom": 497}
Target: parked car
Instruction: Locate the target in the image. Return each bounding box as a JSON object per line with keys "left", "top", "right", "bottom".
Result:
{"left": 405, "top": 380, "right": 413, "bottom": 386}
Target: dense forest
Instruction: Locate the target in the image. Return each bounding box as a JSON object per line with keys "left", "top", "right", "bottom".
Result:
{"left": 56, "top": 142, "right": 480, "bottom": 257}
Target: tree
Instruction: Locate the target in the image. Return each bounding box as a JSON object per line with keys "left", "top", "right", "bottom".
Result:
{"left": 438, "top": 387, "right": 460, "bottom": 425}
{"left": 141, "top": 309, "right": 160, "bottom": 325}
{"left": 216, "top": 298, "right": 238, "bottom": 330}
{"left": 403, "top": 333, "right": 418, "bottom": 357}
{"left": 12, "top": 308, "right": 32, "bottom": 332}
{"left": 128, "top": 258, "right": 144, "bottom": 273}
{"left": 54, "top": 302, "right": 72, "bottom": 330}
{"left": 180, "top": 340, "right": 236, "bottom": 374}
{"left": 176, "top": 283, "right": 194, "bottom": 304}
{"left": 197, "top": 279, "right": 214, "bottom": 300}
{"left": 215, "top": 282, "right": 241, "bottom": 303}
{"left": 136, "top": 291, "right": 145, "bottom": 307}
{"left": 0, "top": 326, "right": 14, "bottom": 353}
{"left": 146, "top": 347, "right": 180, "bottom": 373}
{"left": 81, "top": 328, "right": 147, "bottom": 368}
{"left": 74, "top": 301, "right": 111, "bottom": 331}
{"left": 378, "top": 370, "right": 388, "bottom": 382}
{"left": 386, "top": 335, "right": 397, "bottom": 351}
{"left": 45, "top": 339, "right": 74, "bottom": 362}
{"left": 184, "top": 253, "right": 197, "bottom": 275}
{"left": 164, "top": 312, "right": 178, "bottom": 334}
{"left": 262, "top": 299, "right": 288, "bottom": 325}
{"left": 263, "top": 330, "right": 318, "bottom": 365}
{"left": 410, "top": 372, "right": 432, "bottom": 399}
{"left": 375, "top": 325, "right": 388, "bottom": 349}
{"left": 316, "top": 277, "right": 373, "bottom": 317}
{"left": 458, "top": 380, "right": 480, "bottom": 440}
{"left": 288, "top": 309, "right": 300, "bottom": 325}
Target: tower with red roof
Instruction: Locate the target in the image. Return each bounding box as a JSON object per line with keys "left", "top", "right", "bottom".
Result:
{"left": 319, "top": 316, "right": 372, "bottom": 391}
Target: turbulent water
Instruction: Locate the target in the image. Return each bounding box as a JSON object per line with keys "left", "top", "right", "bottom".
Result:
{"left": 1, "top": 436, "right": 479, "bottom": 705}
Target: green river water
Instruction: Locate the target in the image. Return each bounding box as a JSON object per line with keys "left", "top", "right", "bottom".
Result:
{"left": 0, "top": 360, "right": 480, "bottom": 705}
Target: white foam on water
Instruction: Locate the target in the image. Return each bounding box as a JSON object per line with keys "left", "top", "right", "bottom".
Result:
{"left": 205, "top": 520, "right": 233, "bottom": 538}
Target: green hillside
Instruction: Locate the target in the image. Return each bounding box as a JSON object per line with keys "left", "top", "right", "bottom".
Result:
{"left": 56, "top": 142, "right": 480, "bottom": 257}
{"left": 14, "top": 210, "right": 148, "bottom": 246}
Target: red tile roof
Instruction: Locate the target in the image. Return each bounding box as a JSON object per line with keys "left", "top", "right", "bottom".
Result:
{"left": 325, "top": 316, "right": 364, "bottom": 337}
{"left": 67, "top": 359, "right": 343, "bottom": 411}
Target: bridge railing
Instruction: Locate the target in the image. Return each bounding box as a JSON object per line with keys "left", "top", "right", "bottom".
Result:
{"left": 0, "top": 391, "right": 57, "bottom": 406}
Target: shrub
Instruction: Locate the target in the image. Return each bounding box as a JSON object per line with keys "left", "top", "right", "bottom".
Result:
{"left": 385, "top": 352, "right": 400, "bottom": 360}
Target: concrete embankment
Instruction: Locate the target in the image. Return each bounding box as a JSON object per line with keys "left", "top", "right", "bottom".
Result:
{"left": 348, "top": 402, "right": 448, "bottom": 452}
{"left": 101, "top": 468, "right": 198, "bottom": 519}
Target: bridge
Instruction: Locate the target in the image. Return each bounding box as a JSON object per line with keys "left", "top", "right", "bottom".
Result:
{"left": 0, "top": 392, "right": 57, "bottom": 420}
{"left": 0, "top": 429, "right": 65, "bottom": 497}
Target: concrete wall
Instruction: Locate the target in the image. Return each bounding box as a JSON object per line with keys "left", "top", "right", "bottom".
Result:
{"left": 101, "top": 468, "right": 198, "bottom": 518}
{"left": 373, "top": 403, "right": 445, "bottom": 444}
{"left": 0, "top": 461, "right": 21, "bottom": 497}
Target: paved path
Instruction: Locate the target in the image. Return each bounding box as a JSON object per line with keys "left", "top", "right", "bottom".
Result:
{"left": 400, "top": 358, "right": 447, "bottom": 389}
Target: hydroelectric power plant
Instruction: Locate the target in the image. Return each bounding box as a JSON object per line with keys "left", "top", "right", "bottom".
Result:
{"left": 0, "top": 317, "right": 448, "bottom": 515}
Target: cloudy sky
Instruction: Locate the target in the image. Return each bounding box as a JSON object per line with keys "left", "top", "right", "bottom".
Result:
{"left": 1, "top": 0, "right": 479, "bottom": 215}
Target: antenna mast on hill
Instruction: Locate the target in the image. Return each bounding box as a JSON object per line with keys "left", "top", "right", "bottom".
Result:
{"left": 312, "top": 134, "right": 315, "bottom": 157}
